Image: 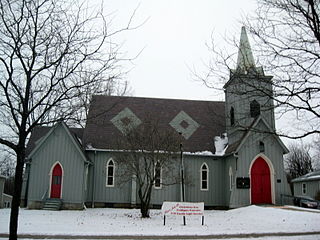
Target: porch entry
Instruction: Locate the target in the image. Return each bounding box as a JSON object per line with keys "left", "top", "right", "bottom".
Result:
{"left": 50, "top": 163, "right": 62, "bottom": 198}
{"left": 251, "top": 157, "right": 272, "bottom": 204}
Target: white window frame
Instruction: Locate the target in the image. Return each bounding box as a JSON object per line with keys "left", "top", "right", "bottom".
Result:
{"left": 154, "top": 162, "right": 162, "bottom": 189}
{"left": 302, "top": 183, "right": 306, "bottom": 195}
{"left": 200, "top": 163, "right": 209, "bottom": 191}
{"left": 106, "top": 159, "right": 115, "bottom": 187}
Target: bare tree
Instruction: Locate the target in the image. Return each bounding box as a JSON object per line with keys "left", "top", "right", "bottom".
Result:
{"left": 0, "top": 0, "right": 138, "bottom": 239}
{"left": 312, "top": 136, "right": 320, "bottom": 170}
{"left": 285, "top": 143, "right": 313, "bottom": 180}
{"left": 115, "top": 117, "right": 182, "bottom": 218}
{"left": 195, "top": 0, "right": 320, "bottom": 140}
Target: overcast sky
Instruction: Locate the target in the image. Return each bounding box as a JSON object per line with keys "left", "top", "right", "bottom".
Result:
{"left": 102, "top": 0, "right": 257, "bottom": 101}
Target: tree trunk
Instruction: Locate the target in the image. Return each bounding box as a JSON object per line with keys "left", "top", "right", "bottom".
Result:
{"left": 9, "top": 149, "right": 25, "bottom": 240}
{"left": 140, "top": 201, "right": 150, "bottom": 218}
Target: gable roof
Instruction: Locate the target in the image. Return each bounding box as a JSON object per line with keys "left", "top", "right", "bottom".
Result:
{"left": 26, "top": 125, "right": 83, "bottom": 156}
{"left": 83, "top": 95, "right": 226, "bottom": 153}
{"left": 225, "top": 116, "right": 289, "bottom": 154}
{"left": 26, "top": 122, "right": 88, "bottom": 162}
{"left": 292, "top": 171, "right": 320, "bottom": 183}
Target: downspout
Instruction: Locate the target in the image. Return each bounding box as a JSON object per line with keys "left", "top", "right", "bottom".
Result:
{"left": 180, "top": 143, "right": 185, "bottom": 202}
{"left": 91, "top": 151, "right": 96, "bottom": 208}
{"left": 83, "top": 163, "right": 89, "bottom": 210}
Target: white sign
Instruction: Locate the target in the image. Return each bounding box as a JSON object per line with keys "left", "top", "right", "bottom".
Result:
{"left": 161, "top": 201, "right": 204, "bottom": 216}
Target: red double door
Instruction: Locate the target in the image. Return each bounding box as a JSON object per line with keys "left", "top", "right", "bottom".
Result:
{"left": 50, "top": 164, "right": 62, "bottom": 198}
{"left": 251, "top": 157, "right": 272, "bottom": 204}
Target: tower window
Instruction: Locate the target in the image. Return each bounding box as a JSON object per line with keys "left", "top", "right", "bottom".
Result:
{"left": 250, "top": 100, "right": 260, "bottom": 118}
{"left": 259, "top": 141, "right": 265, "bottom": 152}
{"left": 230, "top": 107, "right": 235, "bottom": 126}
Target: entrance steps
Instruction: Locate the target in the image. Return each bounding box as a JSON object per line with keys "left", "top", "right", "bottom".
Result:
{"left": 43, "top": 198, "right": 62, "bottom": 210}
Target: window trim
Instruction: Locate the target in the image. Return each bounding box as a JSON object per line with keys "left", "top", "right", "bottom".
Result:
{"left": 154, "top": 162, "right": 162, "bottom": 189}
{"left": 106, "top": 158, "right": 115, "bottom": 187}
{"left": 200, "top": 163, "right": 209, "bottom": 191}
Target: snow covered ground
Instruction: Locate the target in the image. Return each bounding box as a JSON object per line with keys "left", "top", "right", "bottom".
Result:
{"left": 0, "top": 205, "right": 320, "bottom": 238}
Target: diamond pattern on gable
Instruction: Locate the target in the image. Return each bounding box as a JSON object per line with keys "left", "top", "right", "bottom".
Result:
{"left": 110, "top": 107, "right": 142, "bottom": 134}
{"left": 169, "top": 111, "right": 200, "bottom": 139}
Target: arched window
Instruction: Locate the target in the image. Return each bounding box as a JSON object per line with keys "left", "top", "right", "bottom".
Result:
{"left": 230, "top": 107, "right": 235, "bottom": 126}
{"left": 154, "top": 162, "right": 162, "bottom": 189}
{"left": 106, "top": 159, "right": 115, "bottom": 187}
{"left": 259, "top": 141, "right": 265, "bottom": 153}
{"left": 229, "top": 166, "right": 233, "bottom": 191}
{"left": 200, "top": 163, "right": 209, "bottom": 191}
{"left": 250, "top": 100, "right": 260, "bottom": 118}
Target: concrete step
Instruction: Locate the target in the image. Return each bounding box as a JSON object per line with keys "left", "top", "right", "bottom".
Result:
{"left": 43, "top": 198, "right": 62, "bottom": 210}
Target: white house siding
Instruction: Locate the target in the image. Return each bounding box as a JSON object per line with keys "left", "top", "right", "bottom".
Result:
{"left": 294, "top": 181, "right": 320, "bottom": 198}
{"left": 27, "top": 124, "right": 86, "bottom": 209}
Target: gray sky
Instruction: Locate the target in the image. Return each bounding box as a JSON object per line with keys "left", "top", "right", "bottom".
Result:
{"left": 103, "top": 0, "right": 257, "bottom": 101}
{"left": 96, "top": 1, "right": 313, "bottom": 147}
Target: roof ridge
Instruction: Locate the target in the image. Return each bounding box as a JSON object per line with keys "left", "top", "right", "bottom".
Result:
{"left": 92, "top": 95, "right": 225, "bottom": 103}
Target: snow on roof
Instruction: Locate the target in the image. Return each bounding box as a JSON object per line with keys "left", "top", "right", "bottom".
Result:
{"left": 292, "top": 170, "right": 320, "bottom": 183}
{"left": 85, "top": 147, "right": 224, "bottom": 157}
{"left": 214, "top": 133, "right": 228, "bottom": 156}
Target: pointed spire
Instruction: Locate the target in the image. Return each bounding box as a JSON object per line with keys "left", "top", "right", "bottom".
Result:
{"left": 236, "top": 26, "right": 255, "bottom": 71}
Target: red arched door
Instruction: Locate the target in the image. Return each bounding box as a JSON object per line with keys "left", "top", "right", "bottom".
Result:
{"left": 50, "top": 163, "right": 62, "bottom": 198}
{"left": 251, "top": 157, "right": 272, "bottom": 204}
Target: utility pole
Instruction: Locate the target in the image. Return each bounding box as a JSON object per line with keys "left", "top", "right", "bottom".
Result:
{"left": 180, "top": 142, "right": 186, "bottom": 225}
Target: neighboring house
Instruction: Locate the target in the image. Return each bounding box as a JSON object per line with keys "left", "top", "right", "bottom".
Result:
{"left": 0, "top": 175, "right": 12, "bottom": 208}
{"left": 22, "top": 27, "right": 291, "bottom": 210}
{"left": 292, "top": 171, "right": 320, "bottom": 199}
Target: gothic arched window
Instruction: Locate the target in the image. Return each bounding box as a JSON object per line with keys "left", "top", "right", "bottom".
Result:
{"left": 200, "top": 163, "right": 209, "bottom": 191}
{"left": 250, "top": 100, "right": 260, "bottom": 118}
{"left": 106, "top": 159, "right": 115, "bottom": 187}
{"left": 230, "top": 107, "right": 235, "bottom": 126}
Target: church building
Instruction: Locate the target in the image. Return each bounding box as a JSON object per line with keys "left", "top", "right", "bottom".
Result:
{"left": 22, "top": 27, "right": 291, "bottom": 210}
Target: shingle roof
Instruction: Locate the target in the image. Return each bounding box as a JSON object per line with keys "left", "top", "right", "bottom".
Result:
{"left": 292, "top": 171, "right": 320, "bottom": 183}
{"left": 83, "top": 95, "right": 226, "bottom": 153}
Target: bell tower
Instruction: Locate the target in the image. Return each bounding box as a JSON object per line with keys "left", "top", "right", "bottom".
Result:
{"left": 224, "top": 27, "right": 275, "bottom": 145}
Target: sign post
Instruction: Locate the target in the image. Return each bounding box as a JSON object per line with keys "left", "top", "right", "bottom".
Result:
{"left": 161, "top": 202, "right": 204, "bottom": 226}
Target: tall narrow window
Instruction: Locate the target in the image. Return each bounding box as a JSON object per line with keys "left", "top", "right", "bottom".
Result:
{"left": 106, "top": 159, "right": 115, "bottom": 187}
{"left": 154, "top": 162, "right": 162, "bottom": 189}
{"left": 259, "top": 141, "right": 265, "bottom": 153}
{"left": 250, "top": 100, "right": 260, "bottom": 118}
{"left": 302, "top": 183, "right": 306, "bottom": 195}
{"left": 230, "top": 107, "right": 235, "bottom": 126}
{"left": 200, "top": 163, "right": 209, "bottom": 191}
{"left": 229, "top": 166, "right": 233, "bottom": 191}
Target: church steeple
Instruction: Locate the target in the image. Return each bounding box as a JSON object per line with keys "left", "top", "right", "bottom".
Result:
{"left": 225, "top": 27, "right": 276, "bottom": 145}
{"left": 236, "top": 26, "right": 255, "bottom": 72}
